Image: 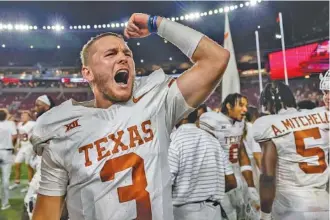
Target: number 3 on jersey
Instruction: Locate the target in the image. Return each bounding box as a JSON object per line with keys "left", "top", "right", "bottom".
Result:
{"left": 100, "top": 153, "right": 152, "bottom": 220}
{"left": 294, "top": 127, "right": 327, "bottom": 174}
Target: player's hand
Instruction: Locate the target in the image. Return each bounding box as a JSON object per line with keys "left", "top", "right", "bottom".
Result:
{"left": 124, "top": 13, "right": 161, "bottom": 39}
{"left": 247, "top": 187, "right": 260, "bottom": 210}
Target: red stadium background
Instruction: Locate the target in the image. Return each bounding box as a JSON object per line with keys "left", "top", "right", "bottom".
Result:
{"left": 269, "top": 40, "right": 329, "bottom": 80}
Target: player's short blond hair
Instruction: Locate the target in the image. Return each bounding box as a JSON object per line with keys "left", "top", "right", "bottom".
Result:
{"left": 80, "top": 32, "right": 124, "bottom": 66}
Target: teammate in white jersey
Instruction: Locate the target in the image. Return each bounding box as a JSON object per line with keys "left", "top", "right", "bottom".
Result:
{"left": 0, "top": 109, "right": 17, "bottom": 210}
{"left": 10, "top": 112, "right": 36, "bottom": 191}
{"left": 253, "top": 81, "right": 329, "bottom": 220}
{"left": 31, "top": 13, "right": 230, "bottom": 220}
{"left": 205, "top": 94, "right": 259, "bottom": 219}
{"left": 22, "top": 95, "right": 57, "bottom": 220}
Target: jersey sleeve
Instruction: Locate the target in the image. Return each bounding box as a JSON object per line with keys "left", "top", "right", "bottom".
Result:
{"left": 247, "top": 124, "right": 261, "bottom": 153}
{"left": 165, "top": 79, "right": 194, "bottom": 131}
{"left": 252, "top": 115, "right": 277, "bottom": 143}
{"left": 38, "top": 142, "right": 69, "bottom": 197}
{"left": 9, "top": 121, "right": 17, "bottom": 135}
{"left": 222, "top": 148, "right": 234, "bottom": 175}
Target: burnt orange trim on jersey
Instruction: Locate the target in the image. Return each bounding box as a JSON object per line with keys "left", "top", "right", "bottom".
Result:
{"left": 168, "top": 78, "right": 176, "bottom": 88}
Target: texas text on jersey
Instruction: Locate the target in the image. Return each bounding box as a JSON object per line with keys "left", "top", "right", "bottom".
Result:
{"left": 215, "top": 112, "right": 245, "bottom": 168}
{"left": 31, "top": 69, "right": 193, "bottom": 220}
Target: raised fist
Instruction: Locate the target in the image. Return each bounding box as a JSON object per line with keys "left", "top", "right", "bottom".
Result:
{"left": 124, "top": 13, "right": 161, "bottom": 39}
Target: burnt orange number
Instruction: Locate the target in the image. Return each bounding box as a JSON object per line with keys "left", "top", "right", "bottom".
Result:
{"left": 100, "top": 153, "right": 152, "bottom": 220}
{"left": 229, "top": 144, "right": 239, "bottom": 163}
{"left": 294, "top": 128, "right": 327, "bottom": 174}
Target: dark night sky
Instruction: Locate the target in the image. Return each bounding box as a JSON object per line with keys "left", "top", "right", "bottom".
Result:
{"left": 0, "top": 1, "right": 328, "bottom": 66}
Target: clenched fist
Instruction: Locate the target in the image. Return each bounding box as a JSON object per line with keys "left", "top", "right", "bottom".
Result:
{"left": 124, "top": 13, "right": 162, "bottom": 39}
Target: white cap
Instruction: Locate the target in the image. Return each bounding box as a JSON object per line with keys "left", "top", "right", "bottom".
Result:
{"left": 36, "top": 95, "right": 51, "bottom": 106}
{"left": 320, "top": 70, "right": 330, "bottom": 91}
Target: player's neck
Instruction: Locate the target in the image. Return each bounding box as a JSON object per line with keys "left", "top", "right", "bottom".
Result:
{"left": 94, "top": 97, "right": 114, "bottom": 109}
{"left": 93, "top": 87, "right": 115, "bottom": 109}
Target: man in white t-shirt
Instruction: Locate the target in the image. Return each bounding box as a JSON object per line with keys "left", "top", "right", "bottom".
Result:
{"left": 0, "top": 109, "right": 17, "bottom": 210}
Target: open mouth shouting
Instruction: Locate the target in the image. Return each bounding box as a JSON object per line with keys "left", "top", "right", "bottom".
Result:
{"left": 114, "top": 69, "right": 129, "bottom": 87}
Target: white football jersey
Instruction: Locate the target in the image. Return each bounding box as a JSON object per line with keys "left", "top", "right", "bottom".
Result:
{"left": 243, "top": 122, "right": 261, "bottom": 159}
{"left": 32, "top": 69, "right": 193, "bottom": 220}
{"left": 18, "top": 121, "right": 35, "bottom": 146}
{"left": 0, "top": 120, "right": 17, "bottom": 150}
{"left": 215, "top": 112, "right": 245, "bottom": 169}
{"left": 253, "top": 107, "right": 329, "bottom": 190}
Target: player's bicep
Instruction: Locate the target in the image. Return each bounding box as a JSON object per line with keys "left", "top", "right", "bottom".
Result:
{"left": 38, "top": 146, "right": 68, "bottom": 197}
{"left": 32, "top": 194, "right": 65, "bottom": 220}
{"left": 260, "top": 140, "right": 277, "bottom": 176}
{"left": 165, "top": 80, "right": 194, "bottom": 130}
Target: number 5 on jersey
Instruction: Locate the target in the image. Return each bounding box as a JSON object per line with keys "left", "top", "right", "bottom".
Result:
{"left": 100, "top": 153, "right": 152, "bottom": 220}
{"left": 295, "top": 127, "right": 327, "bottom": 174}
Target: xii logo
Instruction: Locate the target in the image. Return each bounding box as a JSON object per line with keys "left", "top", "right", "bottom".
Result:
{"left": 65, "top": 119, "right": 81, "bottom": 132}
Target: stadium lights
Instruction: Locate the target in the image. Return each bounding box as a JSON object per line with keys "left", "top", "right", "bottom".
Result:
{"left": 57, "top": 45, "right": 61, "bottom": 49}
{"left": 0, "top": 1, "right": 264, "bottom": 33}
{"left": 169, "top": 57, "right": 173, "bottom": 61}
{"left": 1, "top": 44, "right": 5, "bottom": 48}
{"left": 30, "top": 45, "right": 34, "bottom": 49}
{"left": 137, "top": 42, "right": 140, "bottom": 46}
{"left": 275, "top": 34, "right": 282, "bottom": 39}
{"left": 140, "top": 59, "right": 144, "bottom": 63}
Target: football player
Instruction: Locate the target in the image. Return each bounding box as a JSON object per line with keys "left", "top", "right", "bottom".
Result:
{"left": 31, "top": 13, "right": 230, "bottom": 220}
{"left": 203, "top": 93, "right": 260, "bottom": 220}
{"left": 23, "top": 95, "right": 57, "bottom": 220}
{"left": 253, "top": 81, "right": 329, "bottom": 220}
{"left": 0, "top": 109, "right": 17, "bottom": 210}
{"left": 9, "top": 111, "right": 35, "bottom": 192}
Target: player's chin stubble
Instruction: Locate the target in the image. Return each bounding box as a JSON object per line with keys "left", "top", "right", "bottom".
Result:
{"left": 100, "top": 84, "right": 134, "bottom": 103}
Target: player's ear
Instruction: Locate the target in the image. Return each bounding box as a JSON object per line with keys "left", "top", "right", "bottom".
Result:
{"left": 226, "top": 103, "right": 231, "bottom": 111}
{"left": 81, "top": 66, "right": 94, "bottom": 83}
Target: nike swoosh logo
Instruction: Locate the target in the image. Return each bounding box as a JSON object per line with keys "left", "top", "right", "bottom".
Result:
{"left": 132, "top": 93, "right": 147, "bottom": 103}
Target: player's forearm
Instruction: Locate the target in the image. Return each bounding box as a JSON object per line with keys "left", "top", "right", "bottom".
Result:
{"left": 156, "top": 17, "right": 229, "bottom": 106}
{"left": 239, "top": 144, "right": 255, "bottom": 187}
{"left": 156, "top": 16, "right": 229, "bottom": 64}
{"left": 32, "top": 194, "right": 64, "bottom": 220}
{"left": 241, "top": 170, "right": 255, "bottom": 187}
{"left": 253, "top": 152, "right": 262, "bottom": 169}
{"left": 259, "top": 174, "right": 276, "bottom": 213}
{"left": 225, "top": 174, "right": 237, "bottom": 192}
